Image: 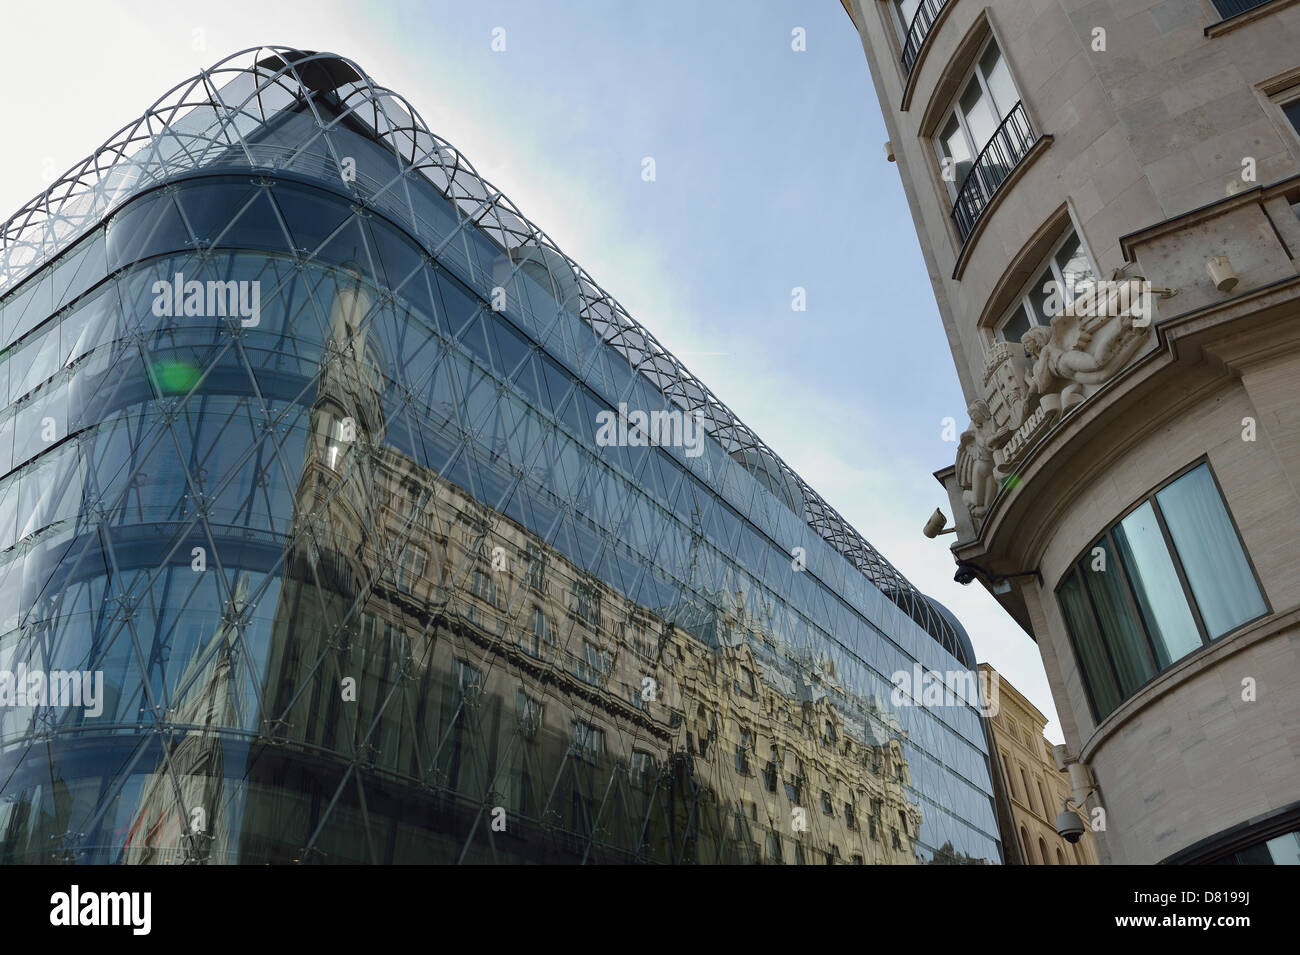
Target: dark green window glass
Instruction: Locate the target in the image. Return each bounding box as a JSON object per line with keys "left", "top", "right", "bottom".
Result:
{"left": 1080, "top": 536, "right": 1155, "bottom": 697}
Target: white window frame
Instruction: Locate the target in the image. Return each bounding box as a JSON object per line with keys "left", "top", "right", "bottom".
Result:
{"left": 934, "top": 39, "right": 1021, "bottom": 203}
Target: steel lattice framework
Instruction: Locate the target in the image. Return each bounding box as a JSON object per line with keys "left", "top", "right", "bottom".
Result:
{"left": 0, "top": 46, "right": 964, "bottom": 662}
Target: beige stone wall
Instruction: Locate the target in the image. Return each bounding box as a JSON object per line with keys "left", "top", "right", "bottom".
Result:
{"left": 847, "top": 0, "right": 1300, "bottom": 863}
{"left": 848, "top": 0, "right": 1300, "bottom": 390}
{"left": 981, "top": 663, "right": 1098, "bottom": 864}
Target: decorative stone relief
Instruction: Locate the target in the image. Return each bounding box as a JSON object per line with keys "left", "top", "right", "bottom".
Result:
{"left": 954, "top": 279, "right": 1153, "bottom": 532}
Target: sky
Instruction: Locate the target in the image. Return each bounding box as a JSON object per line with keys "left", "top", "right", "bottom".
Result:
{"left": 0, "top": 0, "right": 1065, "bottom": 740}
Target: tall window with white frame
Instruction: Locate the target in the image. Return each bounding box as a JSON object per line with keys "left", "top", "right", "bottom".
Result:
{"left": 937, "top": 39, "right": 1035, "bottom": 240}
{"left": 995, "top": 228, "right": 1097, "bottom": 344}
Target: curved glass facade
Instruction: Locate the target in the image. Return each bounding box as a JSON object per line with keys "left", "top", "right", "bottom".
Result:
{"left": 0, "top": 48, "right": 1000, "bottom": 864}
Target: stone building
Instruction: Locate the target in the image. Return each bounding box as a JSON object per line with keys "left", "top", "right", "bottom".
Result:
{"left": 980, "top": 663, "right": 1097, "bottom": 865}
{"left": 844, "top": 0, "right": 1300, "bottom": 863}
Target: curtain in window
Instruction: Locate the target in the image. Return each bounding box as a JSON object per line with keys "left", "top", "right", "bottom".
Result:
{"left": 1112, "top": 501, "right": 1200, "bottom": 667}
{"left": 1081, "top": 538, "right": 1156, "bottom": 696}
{"left": 1156, "top": 466, "right": 1266, "bottom": 638}
{"left": 1059, "top": 572, "right": 1122, "bottom": 717}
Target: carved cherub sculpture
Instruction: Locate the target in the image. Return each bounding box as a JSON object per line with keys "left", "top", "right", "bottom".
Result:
{"left": 956, "top": 399, "right": 1009, "bottom": 523}
{"left": 1021, "top": 310, "right": 1146, "bottom": 421}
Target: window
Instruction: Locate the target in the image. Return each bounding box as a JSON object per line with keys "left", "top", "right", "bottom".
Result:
{"left": 578, "top": 639, "right": 611, "bottom": 686}
{"left": 455, "top": 660, "right": 481, "bottom": 701}
{"left": 396, "top": 545, "right": 427, "bottom": 593}
{"left": 406, "top": 485, "right": 431, "bottom": 534}
{"left": 1037, "top": 780, "right": 1051, "bottom": 820}
{"left": 784, "top": 763, "right": 804, "bottom": 803}
{"left": 471, "top": 565, "right": 497, "bottom": 607}
{"left": 1056, "top": 848, "right": 1066, "bottom": 865}
{"left": 1212, "top": 828, "right": 1300, "bottom": 864}
{"left": 571, "top": 578, "right": 601, "bottom": 629}
{"left": 890, "top": 0, "right": 951, "bottom": 76}
{"left": 572, "top": 720, "right": 604, "bottom": 764}
{"left": 524, "top": 543, "right": 546, "bottom": 593}
{"left": 526, "top": 606, "right": 549, "bottom": 656}
{"left": 820, "top": 791, "right": 834, "bottom": 816}
{"left": 762, "top": 748, "right": 779, "bottom": 793}
{"left": 845, "top": 801, "right": 857, "bottom": 830}
{"left": 516, "top": 689, "right": 542, "bottom": 740}
{"left": 1058, "top": 461, "right": 1267, "bottom": 721}
{"left": 735, "top": 729, "right": 753, "bottom": 775}
{"left": 995, "top": 228, "right": 1096, "bottom": 343}
{"left": 822, "top": 720, "right": 837, "bottom": 746}
{"left": 734, "top": 665, "right": 757, "bottom": 699}
{"left": 630, "top": 750, "right": 656, "bottom": 790}
{"left": 935, "top": 40, "right": 1035, "bottom": 241}
{"left": 625, "top": 619, "right": 654, "bottom": 659}
{"left": 1020, "top": 768, "right": 1034, "bottom": 812}
{"left": 1284, "top": 96, "right": 1300, "bottom": 138}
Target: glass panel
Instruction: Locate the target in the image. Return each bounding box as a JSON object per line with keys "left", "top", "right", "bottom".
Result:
{"left": 939, "top": 115, "right": 973, "bottom": 190}
{"left": 271, "top": 183, "right": 351, "bottom": 256}
{"left": 176, "top": 179, "right": 257, "bottom": 244}
{"left": 895, "top": 0, "right": 921, "bottom": 32}
{"left": 999, "top": 303, "right": 1032, "bottom": 343}
{"left": 1080, "top": 537, "right": 1156, "bottom": 698}
{"left": 1284, "top": 99, "right": 1300, "bottom": 136}
{"left": 1027, "top": 266, "right": 1057, "bottom": 325}
{"left": 980, "top": 43, "right": 1018, "bottom": 121}
{"left": 1112, "top": 502, "right": 1202, "bottom": 667}
{"left": 1058, "top": 572, "right": 1122, "bottom": 718}
{"left": 1262, "top": 832, "right": 1300, "bottom": 865}
{"left": 1054, "top": 231, "right": 1095, "bottom": 302}
{"left": 959, "top": 76, "right": 998, "bottom": 154}
{"left": 1156, "top": 464, "right": 1267, "bottom": 638}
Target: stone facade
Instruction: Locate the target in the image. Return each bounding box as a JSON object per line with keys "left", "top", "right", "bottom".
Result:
{"left": 980, "top": 663, "right": 1098, "bottom": 865}
{"left": 845, "top": 0, "right": 1300, "bottom": 863}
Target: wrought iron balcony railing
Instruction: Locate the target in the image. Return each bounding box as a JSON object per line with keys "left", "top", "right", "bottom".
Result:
{"left": 1211, "top": 0, "right": 1274, "bottom": 18}
{"left": 901, "top": 0, "right": 951, "bottom": 75}
{"left": 951, "top": 101, "right": 1036, "bottom": 243}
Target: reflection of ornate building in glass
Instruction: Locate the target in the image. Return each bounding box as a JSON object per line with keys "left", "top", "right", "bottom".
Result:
{"left": 0, "top": 47, "right": 999, "bottom": 863}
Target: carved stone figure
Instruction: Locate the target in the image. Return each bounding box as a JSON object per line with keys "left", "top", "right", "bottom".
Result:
{"left": 954, "top": 296, "right": 1152, "bottom": 532}
{"left": 1022, "top": 308, "right": 1148, "bottom": 420}
{"left": 956, "top": 400, "right": 1009, "bottom": 522}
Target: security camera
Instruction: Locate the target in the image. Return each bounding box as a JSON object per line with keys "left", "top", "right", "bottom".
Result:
{"left": 1049, "top": 743, "right": 1071, "bottom": 773}
{"left": 922, "top": 509, "right": 952, "bottom": 539}
{"left": 953, "top": 563, "right": 980, "bottom": 585}
{"left": 1056, "top": 808, "right": 1086, "bottom": 844}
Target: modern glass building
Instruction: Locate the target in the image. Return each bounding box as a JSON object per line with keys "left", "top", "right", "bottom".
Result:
{"left": 0, "top": 47, "right": 1000, "bottom": 864}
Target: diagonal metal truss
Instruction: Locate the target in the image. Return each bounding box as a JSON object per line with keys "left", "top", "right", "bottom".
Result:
{"left": 0, "top": 45, "right": 964, "bottom": 663}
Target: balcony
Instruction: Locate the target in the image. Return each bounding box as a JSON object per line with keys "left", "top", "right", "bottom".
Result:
{"left": 901, "top": 0, "right": 951, "bottom": 75}
{"left": 1211, "top": 0, "right": 1274, "bottom": 16}
{"left": 951, "top": 101, "right": 1036, "bottom": 243}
